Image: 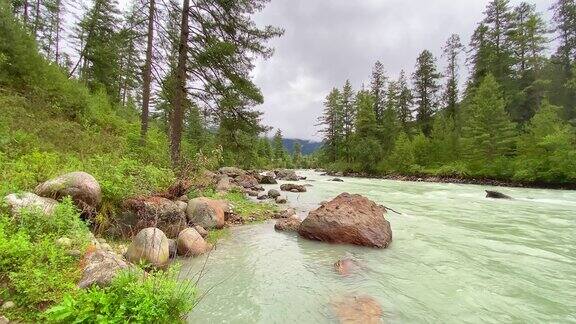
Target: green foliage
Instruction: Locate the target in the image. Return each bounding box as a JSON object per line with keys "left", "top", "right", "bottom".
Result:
{"left": 206, "top": 228, "right": 231, "bottom": 244}
{"left": 0, "top": 200, "right": 90, "bottom": 321}
{"left": 45, "top": 267, "right": 195, "bottom": 323}
{"left": 201, "top": 189, "right": 278, "bottom": 222}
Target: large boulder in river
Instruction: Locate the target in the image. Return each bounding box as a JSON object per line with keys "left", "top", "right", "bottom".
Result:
{"left": 177, "top": 228, "right": 211, "bottom": 257}
{"left": 280, "top": 183, "right": 307, "bottom": 192}
{"left": 298, "top": 193, "right": 392, "bottom": 248}
{"left": 485, "top": 190, "right": 512, "bottom": 199}
{"left": 268, "top": 189, "right": 281, "bottom": 198}
{"left": 4, "top": 192, "right": 58, "bottom": 216}
{"left": 34, "top": 172, "right": 101, "bottom": 213}
{"left": 275, "top": 169, "right": 300, "bottom": 181}
{"left": 120, "top": 196, "right": 188, "bottom": 238}
{"left": 125, "top": 227, "right": 170, "bottom": 268}
{"left": 186, "top": 198, "right": 225, "bottom": 229}
{"left": 78, "top": 249, "right": 133, "bottom": 288}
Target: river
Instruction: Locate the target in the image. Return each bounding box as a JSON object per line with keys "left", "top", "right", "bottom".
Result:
{"left": 180, "top": 170, "right": 576, "bottom": 323}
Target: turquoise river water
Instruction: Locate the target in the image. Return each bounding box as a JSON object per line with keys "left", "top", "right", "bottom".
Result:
{"left": 180, "top": 170, "right": 576, "bottom": 323}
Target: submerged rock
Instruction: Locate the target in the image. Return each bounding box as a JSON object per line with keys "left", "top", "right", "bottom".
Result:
{"left": 4, "top": 192, "right": 58, "bottom": 216}
{"left": 177, "top": 228, "right": 211, "bottom": 257}
{"left": 274, "top": 216, "right": 301, "bottom": 232}
{"left": 268, "top": 189, "right": 281, "bottom": 198}
{"left": 485, "top": 190, "right": 512, "bottom": 199}
{"left": 331, "top": 178, "right": 344, "bottom": 182}
{"left": 275, "top": 196, "right": 287, "bottom": 204}
{"left": 78, "top": 249, "right": 133, "bottom": 288}
{"left": 257, "top": 193, "right": 268, "bottom": 200}
{"left": 34, "top": 171, "right": 101, "bottom": 213}
{"left": 334, "top": 258, "right": 359, "bottom": 276}
{"left": 298, "top": 193, "right": 392, "bottom": 248}
{"left": 186, "top": 198, "right": 225, "bottom": 229}
{"left": 125, "top": 227, "right": 170, "bottom": 268}
{"left": 273, "top": 208, "right": 296, "bottom": 219}
{"left": 280, "top": 184, "right": 307, "bottom": 192}
{"left": 331, "top": 295, "right": 382, "bottom": 324}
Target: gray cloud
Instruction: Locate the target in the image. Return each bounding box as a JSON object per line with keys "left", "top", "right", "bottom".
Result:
{"left": 252, "top": 0, "right": 552, "bottom": 140}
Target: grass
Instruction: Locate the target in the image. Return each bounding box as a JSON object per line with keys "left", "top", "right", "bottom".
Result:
{"left": 193, "top": 188, "right": 279, "bottom": 223}
{"left": 206, "top": 228, "right": 231, "bottom": 244}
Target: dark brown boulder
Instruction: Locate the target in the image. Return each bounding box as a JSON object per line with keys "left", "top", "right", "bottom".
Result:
{"left": 298, "top": 193, "right": 392, "bottom": 248}
{"left": 259, "top": 175, "right": 277, "bottom": 184}
{"left": 275, "top": 169, "right": 300, "bottom": 181}
{"left": 119, "top": 196, "right": 188, "bottom": 238}
{"left": 280, "top": 184, "right": 307, "bottom": 192}
{"left": 485, "top": 190, "right": 512, "bottom": 199}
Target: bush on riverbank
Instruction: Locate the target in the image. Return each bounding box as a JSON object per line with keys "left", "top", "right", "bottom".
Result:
{"left": 45, "top": 267, "right": 195, "bottom": 323}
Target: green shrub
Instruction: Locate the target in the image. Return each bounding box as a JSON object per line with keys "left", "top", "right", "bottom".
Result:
{"left": 0, "top": 199, "right": 89, "bottom": 321}
{"left": 45, "top": 267, "right": 195, "bottom": 323}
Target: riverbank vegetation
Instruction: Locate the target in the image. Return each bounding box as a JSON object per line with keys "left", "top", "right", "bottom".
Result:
{"left": 316, "top": 0, "right": 576, "bottom": 186}
{"left": 1, "top": 0, "right": 281, "bottom": 320}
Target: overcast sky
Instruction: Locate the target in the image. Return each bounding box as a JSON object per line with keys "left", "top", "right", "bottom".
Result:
{"left": 251, "top": 0, "right": 553, "bottom": 141}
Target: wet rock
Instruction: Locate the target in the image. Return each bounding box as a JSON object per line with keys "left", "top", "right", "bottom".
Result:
{"left": 194, "top": 225, "right": 208, "bottom": 238}
{"left": 274, "top": 216, "right": 301, "bottom": 232}
{"left": 186, "top": 198, "right": 225, "bottom": 229}
{"left": 274, "top": 208, "right": 296, "bottom": 219}
{"left": 34, "top": 171, "right": 101, "bottom": 213}
{"left": 78, "top": 249, "right": 133, "bottom": 288}
{"left": 218, "top": 167, "right": 245, "bottom": 178}
{"left": 125, "top": 228, "right": 170, "bottom": 268}
{"left": 4, "top": 192, "right": 58, "bottom": 216}
{"left": 275, "top": 169, "right": 300, "bottom": 181}
{"left": 257, "top": 193, "right": 268, "bottom": 200}
{"left": 177, "top": 228, "right": 211, "bottom": 257}
{"left": 485, "top": 190, "right": 512, "bottom": 199}
{"left": 120, "top": 196, "right": 188, "bottom": 238}
{"left": 331, "top": 178, "right": 344, "bottom": 182}
{"left": 334, "top": 258, "right": 359, "bottom": 276}
{"left": 268, "top": 189, "right": 281, "bottom": 198}
{"left": 298, "top": 193, "right": 392, "bottom": 248}
{"left": 275, "top": 196, "right": 287, "bottom": 204}
{"left": 259, "top": 174, "right": 277, "bottom": 184}
{"left": 281, "top": 184, "right": 307, "bottom": 192}
{"left": 332, "top": 295, "right": 382, "bottom": 324}
{"left": 168, "top": 239, "right": 177, "bottom": 258}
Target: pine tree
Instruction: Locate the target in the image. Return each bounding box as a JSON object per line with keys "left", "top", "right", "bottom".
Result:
{"left": 341, "top": 80, "right": 355, "bottom": 161}
{"left": 396, "top": 70, "right": 413, "bottom": 134}
{"left": 412, "top": 50, "right": 442, "bottom": 136}
{"left": 352, "top": 90, "right": 382, "bottom": 171}
{"left": 515, "top": 99, "right": 576, "bottom": 181}
{"left": 462, "top": 74, "right": 517, "bottom": 161}
{"left": 272, "top": 129, "right": 286, "bottom": 162}
{"left": 370, "top": 61, "right": 387, "bottom": 122}
{"left": 381, "top": 80, "right": 400, "bottom": 153}
{"left": 292, "top": 141, "right": 302, "bottom": 167}
{"left": 318, "top": 88, "right": 344, "bottom": 162}
{"left": 442, "top": 34, "right": 464, "bottom": 118}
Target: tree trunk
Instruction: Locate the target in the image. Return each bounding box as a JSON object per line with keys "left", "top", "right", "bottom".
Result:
{"left": 33, "top": 0, "right": 40, "bottom": 38}
{"left": 54, "top": 0, "right": 60, "bottom": 64}
{"left": 140, "top": 0, "right": 155, "bottom": 145}
{"left": 170, "top": 0, "right": 190, "bottom": 168}
{"left": 23, "top": 0, "right": 29, "bottom": 23}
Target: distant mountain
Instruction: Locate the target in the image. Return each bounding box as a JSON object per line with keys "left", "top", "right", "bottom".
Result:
{"left": 282, "top": 138, "right": 322, "bottom": 155}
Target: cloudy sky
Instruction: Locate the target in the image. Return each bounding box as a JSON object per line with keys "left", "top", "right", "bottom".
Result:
{"left": 251, "top": 0, "right": 552, "bottom": 141}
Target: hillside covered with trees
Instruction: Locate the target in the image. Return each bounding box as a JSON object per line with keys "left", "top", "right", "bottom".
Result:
{"left": 317, "top": 0, "right": 576, "bottom": 186}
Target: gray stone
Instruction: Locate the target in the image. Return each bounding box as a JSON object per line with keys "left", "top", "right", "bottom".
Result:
{"left": 78, "top": 250, "right": 133, "bottom": 288}
{"left": 267, "top": 189, "right": 281, "bottom": 198}
{"left": 125, "top": 227, "right": 170, "bottom": 268}
{"left": 4, "top": 192, "right": 58, "bottom": 216}
{"left": 35, "top": 171, "right": 102, "bottom": 212}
